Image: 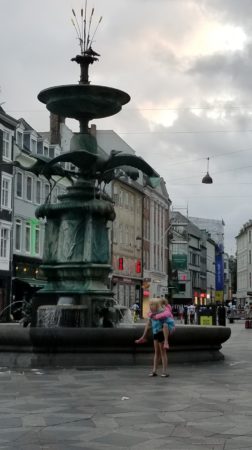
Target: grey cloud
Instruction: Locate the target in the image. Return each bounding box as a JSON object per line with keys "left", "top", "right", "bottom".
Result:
{"left": 1, "top": 0, "right": 252, "bottom": 252}
{"left": 200, "top": 0, "right": 252, "bottom": 29}
{"left": 187, "top": 43, "right": 252, "bottom": 96}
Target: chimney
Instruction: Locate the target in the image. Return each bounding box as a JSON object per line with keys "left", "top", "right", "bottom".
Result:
{"left": 50, "top": 113, "right": 65, "bottom": 145}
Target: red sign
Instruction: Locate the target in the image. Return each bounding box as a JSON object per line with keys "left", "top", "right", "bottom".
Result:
{"left": 118, "top": 258, "right": 124, "bottom": 270}
{"left": 136, "top": 260, "right": 141, "bottom": 274}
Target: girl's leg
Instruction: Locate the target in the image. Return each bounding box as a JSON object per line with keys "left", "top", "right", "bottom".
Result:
{"left": 163, "top": 323, "right": 169, "bottom": 349}
{"left": 150, "top": 339, "right": 160, "bottom": 375}
{"left": 159, "top": 342, "right": 168, "bottom": 376}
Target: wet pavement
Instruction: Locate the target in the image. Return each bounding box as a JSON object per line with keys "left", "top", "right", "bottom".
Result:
{"left": 0, "top": 322, "right": 251, "bottom": 449}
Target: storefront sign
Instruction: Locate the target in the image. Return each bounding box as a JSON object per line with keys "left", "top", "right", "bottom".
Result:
{"left": 172, "top": 254, "right": 187, "bottom": 270}
{"left": 200, "top": 316, "right": 213, "bottom": 326}
{"left": 215, "top": 290, "right": 224, "bottom": 302}
{"left": 215, "top": 247, "right": 224, "bottom": 291}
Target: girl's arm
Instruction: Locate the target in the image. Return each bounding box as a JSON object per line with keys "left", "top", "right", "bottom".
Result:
{"left": 153, "top": 308, "right": 172, "bottom": 320}
{"left": 141, "top": 318, "right": 151, "bottom": 338}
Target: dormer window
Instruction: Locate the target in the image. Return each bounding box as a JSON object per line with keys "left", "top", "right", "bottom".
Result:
{"left": 31, "top": 138, "right": 37, "bottom": 153}
{"left": 16, "top": 130, "right": 23, "bottom": 149}
{"left": 49, "top": 147, "right": 55, "bottom": 159}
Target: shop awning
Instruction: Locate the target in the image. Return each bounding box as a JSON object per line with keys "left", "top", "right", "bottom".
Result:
{"left": 12, "top": 277, "right": 47, "bottom": 287}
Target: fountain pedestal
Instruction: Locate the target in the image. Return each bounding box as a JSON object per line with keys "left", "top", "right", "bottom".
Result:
{"left": 34, "top": 178, "right": 116, "bottom": 326}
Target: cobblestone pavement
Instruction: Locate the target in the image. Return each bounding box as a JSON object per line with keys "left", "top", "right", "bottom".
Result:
{"left": 0, "top": 322, "right": 252, "bottom": 449}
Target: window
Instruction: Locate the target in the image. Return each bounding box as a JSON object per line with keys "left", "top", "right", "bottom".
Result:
{"left": 119, "top": 224, "right": 123, "bottom": 244}
{"left": 178, "top": 283, "right": 186, "bottom": 292}
{"left": 16, "top": 131, "right": 23, "bottom": 148}
{"left": 191, "top": 253, "right": 199, "bottom": 266}
{"left": 37, "top": 145, "right": 43, "bottom": 156}
{"left": 52, "top": 187, "right": 58, "bottom": 203}
{"left": 36, "top": 180, "right": 41, "bottom": 204}
{"left": 129, "top": 194, "right": 134, "bottom": 211}
{"left": 124, "top": 192, "right": 129, "bottom": 209}
{"left": 31, "top": 139, "right": 37, "bottom": 153}
{"left": 26, "top": 176, "right": 32, "bottom": 201}
{"left": 1, "top": 174, "right": 11, "bottom": 209}
{"left": 49, "top": 147, "right": 55, "bottom": 159}
{"left": 113, "top": 221, "right": 118, "bottom": 243}
{"left": 125, "top": 225, "right": 129, "bottom": 245}
{"left": 3, "top": 130, "right": 11, "bottom": 160}
{"left": 44, "top": 183, "right": 50, "bottom": 202}
{"left": 25, "top": 222, "right": 31, "bottom": 253}
{"left": 0, "top": 228, "right": 9, "bottom": 258}
{"left": 15, "top": 220, "right": 22, "bottom": 251}
{"left": 249, "top": 250, "right": 252, "bottom": 265}
{"left": 113, "top": 186, "right": 119, "bottom": 205}
{"left": 43, "top": 146, "right": 49, "bottom": 157}
{"left": 35, "top": 225, "right": 40, "bottom": 255}
{"left": 249, "top": 230, "right": 252, "bottom": 244}
{"left": 119, "top": 190, "right": 124, "bottom": 207}
{"left": 16, "top": 172, "right": 23, "bottom": 198}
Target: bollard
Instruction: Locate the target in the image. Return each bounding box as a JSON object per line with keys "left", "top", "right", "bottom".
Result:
{"left": 218, "top": 306, "right": 226, "bottom": 326}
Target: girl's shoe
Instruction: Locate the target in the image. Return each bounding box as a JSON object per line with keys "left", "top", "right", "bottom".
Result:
{"left": 164, "top": 342, "right": 169, "bottom": 350}
{"left": 149, "top": 372, "right": 158, "bottom": 377}
{"left": 161, "top": 373, "right": 170, "bottom": 377}
{"left": 135, "top": 337, "right": 147, "bottom": 344}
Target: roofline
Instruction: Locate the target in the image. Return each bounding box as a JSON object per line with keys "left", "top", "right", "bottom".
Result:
{"left": 0, "top": 111, "right": 18, "bottom": 128}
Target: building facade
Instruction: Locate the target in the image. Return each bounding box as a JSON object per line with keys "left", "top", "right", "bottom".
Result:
{"left": 0, "top": 107, "right": 17, "bottom": 314}
{"left": 170, "top": 212, "right": 217, "bottom": 306}
{"left": 142, "top": 177, "right": 170, "bottom": 317}
{"left": 12, "top": 118, "right": 68, "bottom": 313}
{"left": 236, "top": 221, "right": 252, "bottom": 307}
{"left": 206, "top": 235, "right": 216, "bottom": 302}
{"left": 223, "top": 252, "right": 232, "bottom": 303}
{"left": 111, "top": 179, "right": 143, "bottom": 308}
{"left": 190, "top": 216, "right": 225, "bottom": 303}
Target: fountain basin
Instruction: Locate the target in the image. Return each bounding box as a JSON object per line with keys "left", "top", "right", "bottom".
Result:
{"left": 38, "top": 84, "right": 130, "bottom": 120}
{"left": 0, "top": 325, "right": 231, "bottom": 368}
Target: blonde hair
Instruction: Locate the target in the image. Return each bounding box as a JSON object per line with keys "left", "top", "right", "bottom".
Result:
{"left": 160, "top": 298, "right": 168, "bottom": 307}
{"left": 149, "top": 298, "right": 161, "bottom": 308}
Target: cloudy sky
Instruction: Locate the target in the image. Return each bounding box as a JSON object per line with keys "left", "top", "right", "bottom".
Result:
{"left": 1, "top": 0, "right": 252, "bottom": 253}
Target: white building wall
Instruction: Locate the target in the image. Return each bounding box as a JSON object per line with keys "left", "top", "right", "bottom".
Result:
{"left": 236, "top": 229, "right": 249, "bottom": 303}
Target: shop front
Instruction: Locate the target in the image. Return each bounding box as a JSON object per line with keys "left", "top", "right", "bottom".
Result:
{"left": 112, "top": 275, "right": 142, "bottom": 309}
{"left": 12, "top": 255, "right": 46, "bottom": 319}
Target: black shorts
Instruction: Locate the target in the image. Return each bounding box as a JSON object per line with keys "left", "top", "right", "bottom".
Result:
{"left": 153, "top": 331, "right": 164, "bottom": 343}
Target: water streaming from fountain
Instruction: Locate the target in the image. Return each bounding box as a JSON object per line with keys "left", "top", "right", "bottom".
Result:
{"left": 37, "top": 305, "right": 87, "bottom": 328}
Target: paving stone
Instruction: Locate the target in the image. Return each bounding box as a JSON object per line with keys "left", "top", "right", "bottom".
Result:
{"left": 92, "top": 431, "right": 148, "bottom": 447}
{"left": 0, "top": 323, "right": 251, "bottom": 448}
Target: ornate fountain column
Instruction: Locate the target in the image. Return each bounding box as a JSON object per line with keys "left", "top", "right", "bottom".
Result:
{"left": 29, "top": 27, "right": 159, "bottom": 327}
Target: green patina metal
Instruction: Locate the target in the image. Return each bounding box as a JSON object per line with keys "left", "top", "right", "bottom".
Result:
{"left": 24, "top": 38, "right": 160, "bottom": 327}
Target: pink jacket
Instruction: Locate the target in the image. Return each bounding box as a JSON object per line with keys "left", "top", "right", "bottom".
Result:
{"left": 148, "top": 304, "right": 174, "bottom": 320}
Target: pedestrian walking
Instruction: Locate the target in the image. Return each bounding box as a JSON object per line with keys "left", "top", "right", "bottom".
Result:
{"left": 188, "top": 303, "right": 196, "bottom": 324}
